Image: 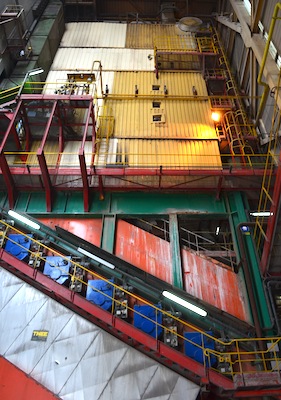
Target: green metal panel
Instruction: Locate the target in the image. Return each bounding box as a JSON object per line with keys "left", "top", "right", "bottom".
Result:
{"left": 0, "top": 192, "right": 8, "bottom": 208}
{"left": 8, "top": 192, "right": 228, "bottom": 216}
{"left": 30, "top": 36, "right": 50, "bottom": 57}
{"left": 109, "top": 193, "right": 227, "bottom": 215}
{"left": 64, "top": 193, "right": 85, "bottom": 213}
{"left": 169, "top": 214, "right": 183, "bottom": 289}
{"left": 33, "top": 19, "right": 57, "bottom": 36}
{"left": 226, "top": 192, "right": 272, "bottom": 331}
{"left": 100, "top": 214, "right": 116, "bottom": 253}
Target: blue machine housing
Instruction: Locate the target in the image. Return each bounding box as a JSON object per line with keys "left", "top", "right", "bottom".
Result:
{"left": 133, "top": 304, "right": 163, "bottom": 338}
{"left": 43, "top": 256, "right": 71, "bottom": 285}
{"left": 184, "top": 331, "right": 216, "bottom": 366}
{"left": 86, "top": 279, "right": 114, "bottom": 311}
{"left": 5, "top": 234, "right": 33, "bottom": 261}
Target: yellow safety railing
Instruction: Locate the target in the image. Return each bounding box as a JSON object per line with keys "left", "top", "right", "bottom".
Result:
{"left": 0, "top": 85, "right": 21, "bottom": 106}
{"left": 254, "top": 67, "right": 281, "bottom": 251}
{"left": 154, "top": 35, "right": 218, "bottom": 54}
{"left": 3, "top": 150, "right": 274, "bottom": 170}
{"left": 0, "top": 219, "right": 280, "bottom": 380}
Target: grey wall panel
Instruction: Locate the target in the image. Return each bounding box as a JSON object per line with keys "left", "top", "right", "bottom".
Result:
{"left": 0, "top": 267, "right": 200, "bottom": 400}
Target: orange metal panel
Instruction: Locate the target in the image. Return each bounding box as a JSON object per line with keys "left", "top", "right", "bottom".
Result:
{"left": 0, "top": 356, "right": 58, "bottom": 400}
{"left": 37, "top": 218, "right": 250, "bottom": 322}
{"left": 38, "top": 218, "right": 102, "bottom": 246}
{"left": 115, "top": 220, "right": 173, "bottom": 284}
{"left": 115, "top": 220, "right": 250, "bottom": 322}
{"left": 182, "top": 250, "right": 250, "bottom": 322}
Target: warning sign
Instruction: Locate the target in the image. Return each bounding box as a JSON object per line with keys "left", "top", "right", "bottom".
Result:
{"left": 31, "top": 330, "right": 49, "bottom": 341}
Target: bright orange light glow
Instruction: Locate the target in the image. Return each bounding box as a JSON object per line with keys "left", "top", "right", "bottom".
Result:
{"left": 211, "top": 112, "right": 221, "bottom": 122}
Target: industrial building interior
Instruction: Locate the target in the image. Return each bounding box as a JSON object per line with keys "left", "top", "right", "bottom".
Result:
{"left": 1, "top": 0, "right": 281, "bottom": 399}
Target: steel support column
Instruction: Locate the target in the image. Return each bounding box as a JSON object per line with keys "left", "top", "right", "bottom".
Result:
{"left": 78, "top": 148, "right": 90, "bottom": 212}
{"left": 0, "top": 100, "right": 22, "bottom": 153}
{"left": 37, "top": 150, "right": 53, "bottom": 212}
{"left": 0, "top": 152, "right": 17, "bottom": 208}
{"left": 39, "top": 101, "right": 57, "bottom": 150}
{"left": 169, "top": 214, "right": 183, "bottom": 289}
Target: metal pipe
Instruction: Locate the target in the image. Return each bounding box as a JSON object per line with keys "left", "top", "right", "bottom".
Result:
{"left": 255, "top": 2, "right": 281, "bottom": 125}
{"left": 264, "top": 277, "right": 281, "bottom": 334}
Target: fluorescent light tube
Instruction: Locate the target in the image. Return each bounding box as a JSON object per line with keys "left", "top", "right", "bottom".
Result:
{"left": 250, "top": 211, "right": 273, "bottom": 217}
{"left": 77, "top": 247, "right": 115, "bottom": 269}
{"left": 162, "top": 290, "right": 207, "bottom": 317}
{"left": 8, "top": 210, "right": 40, "bottom": 230}
{"left": 29, "top": 68, "right": 44, "bottom": 76}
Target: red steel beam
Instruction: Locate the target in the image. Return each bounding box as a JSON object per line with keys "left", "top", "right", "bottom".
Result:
{"left": 234, "top": 388, "right": 281, "bottom": 398}
{"left": 39, "top": 101, "right": 57, "bottom": 151}
{"left": 0, "top": 152, "right": 17, "bottom": 208}
{"left": 78, "top": 148, "right": 90, "bottom": 212}
{"left": 19, "top": 94, "right": 93, "bottom": 102}
{"left": 81, "top": 100, "right": 93, "bottom": 148}
{"left": 6, "top": 166, "right": 272, "bottom": 177}
{"left": 0, "top": 249, "right": 236, "bottom": 393}
{"left": 37, "top": 150, "right": 52, "bottom": 211}
{"left": 0, "top": 100, "right": 22, "bottom": 153}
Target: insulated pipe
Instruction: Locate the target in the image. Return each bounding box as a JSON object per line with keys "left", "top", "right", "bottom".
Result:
{"left": 236, "top": 222, "right": 263, "bottom": 339}
{"left": 255, "top": 2, "right": 281, "bottom": 126}
{"left": 264, "top": 277, "right": 281, "bottom": 334}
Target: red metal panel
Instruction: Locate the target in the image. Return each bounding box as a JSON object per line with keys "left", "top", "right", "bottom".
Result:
{"left": 0, "top": 356, "right": 58, "bottom": 400}
{"left": 37, "top": 218, "right": 102, "bottom": 246}
{"left": 182, "top": 250, "right": 250, "bottom": 322}
{"left": 115, "top": 220, "right": 173, "bottom": 283}
{"left": 37, "top": 150, "right": 53, "bottom": 212}
{"left": 115, "top": 220, "right": 250, "bottom": 322}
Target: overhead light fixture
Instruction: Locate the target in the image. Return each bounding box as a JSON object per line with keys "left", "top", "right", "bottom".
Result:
{"left": 77, "top": 247, "right": 115, "bottom": 270}
{"left": 162, "top": 290, "right": 207, "bottom": 317}
{"left": 28, "top": 68, "right": 44, "bottom": 76}
{"left": 250, "top": 211, "right": 273, "bottom": 217}
{"left": 211, "top": 111, "right": 221, "bottom": 122}
{"left": 8, "top": 210, "right": 40, "bottom": 230}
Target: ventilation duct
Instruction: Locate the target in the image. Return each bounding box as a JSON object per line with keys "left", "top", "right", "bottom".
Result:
{"left": 175, "top": 16, "right": 203, "bottom": 34}
{"left": 161, "top": 2, "right": 176, "bottom": 24}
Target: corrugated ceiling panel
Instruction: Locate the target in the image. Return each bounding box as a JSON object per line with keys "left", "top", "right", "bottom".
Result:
{"left": 107, "top": 99, "right": 215, "bottom": 139}
{"left": 61, "top": 22, "right": 127, "bottom": 48}
{"left": 126, "top": 24, "right": 180, "bottom": 48}
{"left": 27, "top": 141, "right": 59, "bottom": 167}
{"left": 112, "top": 71, "right": 208, "bottom": 96}
{"left": 50, "top": 48, "right": 153, "bottom": 71}
{"left": 60, "top": 141, "right": 93, "bottom": 167}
